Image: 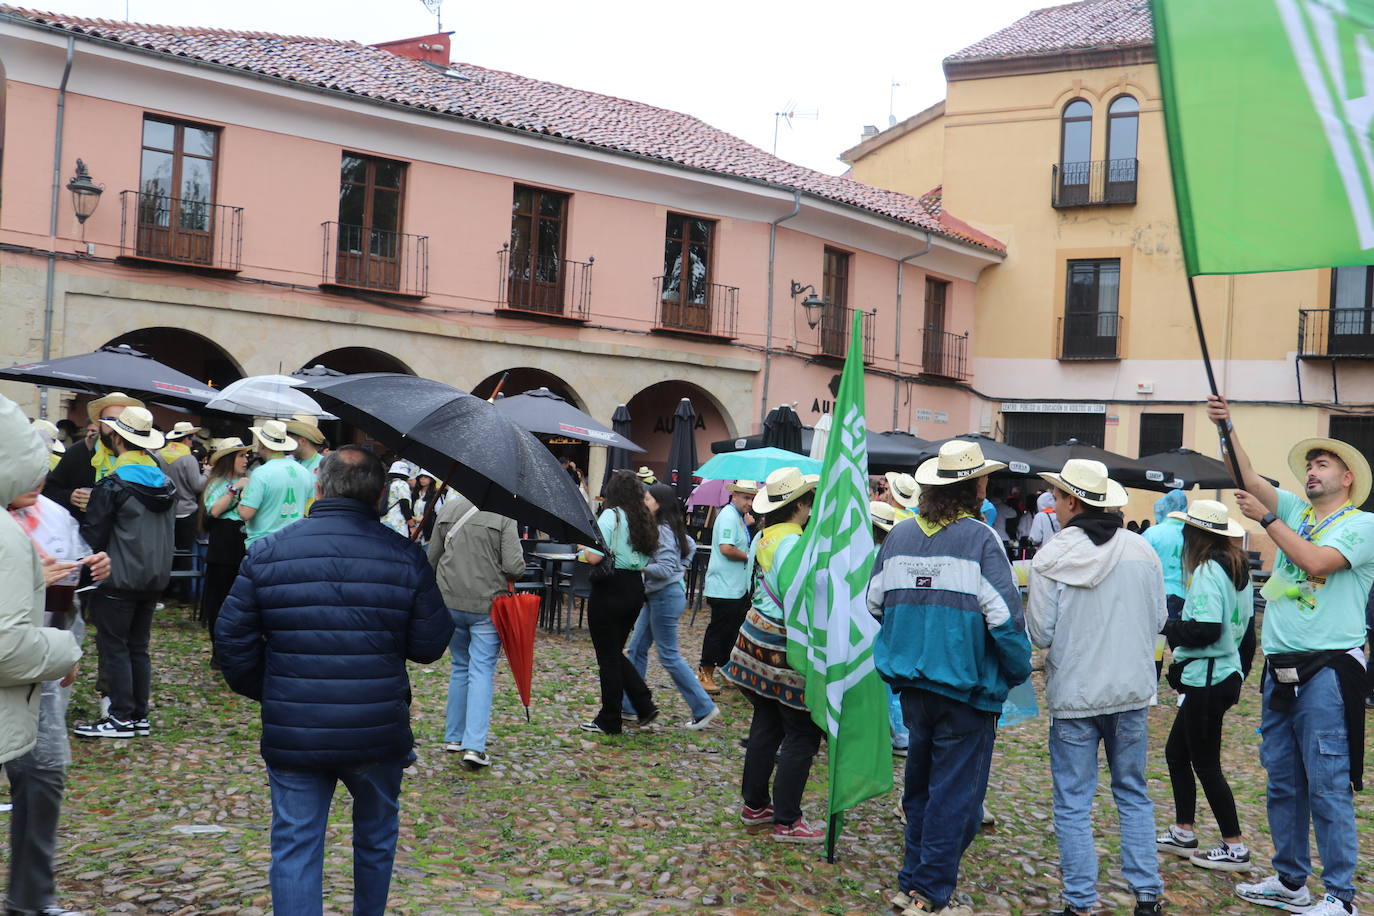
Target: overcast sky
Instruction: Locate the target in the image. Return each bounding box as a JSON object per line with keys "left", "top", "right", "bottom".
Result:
{"left": 49, "top": 0, "right": 1049, "bottom": 175}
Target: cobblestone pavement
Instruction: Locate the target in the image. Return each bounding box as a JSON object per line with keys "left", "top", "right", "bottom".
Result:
{"left": 7, "top": 610, "right": 1374, "bottom": 915}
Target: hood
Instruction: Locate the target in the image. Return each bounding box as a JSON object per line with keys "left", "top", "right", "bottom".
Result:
{"left": 1153, "top": 488, "right": 1187, "bottom": 524}
{"left": 1036, "top": 491, "right": 1055, "bottom": 512}
{"left": 1032, "top": 525, "right": 1131, "bottom": 588}
{"left": 112, "top": 463, "right": 177, "bottom": 512}
{"left": 0, "top": 394, "right": 48, "bottom": 507}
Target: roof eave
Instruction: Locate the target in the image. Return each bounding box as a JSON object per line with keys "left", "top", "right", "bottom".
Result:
{"left": 943, "top": 42, "right": 1155, "bottom": 81}
{"left": 838, "top": 100, "right": 945, "bottom": 165}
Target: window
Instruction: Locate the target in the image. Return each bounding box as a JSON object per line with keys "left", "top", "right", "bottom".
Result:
{"left": 1138, "top": 413, "right": 1184, "bottom": 457}
{"left": 1328, "top": 415, "right": 1374, "bottom": 510}
{"left": 335, "top": 153, "right": 406, "bottom": 290}
{"left": 660, "top": 213, "right": 716, "bottom": 332}
{"left": 1062, "top": 258, "right": 1121, "bottom": 358}
{"left": 1058, "top": 99, "right": 1093, "bottom": 200}
{"left": 922, "top": 278, "right": 951, "bottom": 375}
{"left": 1004, "top": 412, "right": 1106, "bottom": 450}
{"left": 1106, "top": 95, "right": 1140, "bottom": 194}
{"left": 1330, "top": 266, "right": 1374, "bottom": 354}
{"left": 819, "top": 247, "right": 851, "bottom": 357}
{"left": 137, "top": 116, "right": 218, "bottom": 264}
{"left": 507, "top": 185, "right": 569, "bottom": 314}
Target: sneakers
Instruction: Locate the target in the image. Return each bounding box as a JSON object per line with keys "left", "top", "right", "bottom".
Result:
{"left": 771, "top": 817, "right": 825, "bottom": 844}
{"left": 1306, "top": 894, "right": 1358, "bottom": 916}
{"left": 460, "top": 749, "right": 490, "bottom": 770}
{"left": 74, "top": 716, "right": 135, "bottom": 739}
{"left": 684, "top": 706, "right": 721, "bottom": 731}
{"left": 635, "top": 705, "right": 659, "bottom": 728}
{"left": 1134, "top": 900, "right": 1164, "bottom": 916}
{"left": 1191, "top": 842, "right": 1251, "bottom": 872}
{"left": 893, "top": 743, "right": 910, "bottom": 757}
{"left": 1235, "top": 874, "right": 1313, "bottom": 912}
{"left": 578, "top": 721, "right": 613, "bottom": 735}
{"left": 981, "top": 807, "right": 997, "bottom": 828}
{"left": 133, "top": 718, "right": 151, "bottom": 737}
{"left": 37, "top": 905, "right": 87, "bottom": 916}
{"left": 890, "top": 890, "right": 970, "bottom": 915}
{"left": 1156, "top": 825, "right": 1199, "bottom": 858}
{"left": 444, "top": 743, "right": 463, "bottom": 753}
{"left": 740, "top": 802, "right": 774, "bottom": 826}
{"left": 697, "top": 665, "right": 721, "bottom": 695}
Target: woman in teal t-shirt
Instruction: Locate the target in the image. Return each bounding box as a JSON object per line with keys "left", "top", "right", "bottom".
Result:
{"left": 1156, "top": 500, "right": 1254, "bottom": 873}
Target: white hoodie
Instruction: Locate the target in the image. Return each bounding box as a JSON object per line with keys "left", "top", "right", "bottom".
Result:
{"left": 1027, "top": 524, "right": 1167, "bottom": 718}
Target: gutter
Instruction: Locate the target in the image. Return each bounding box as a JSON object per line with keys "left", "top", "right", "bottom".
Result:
{"left": 892, "top": 233, "right": 933, "bottom": 429}
{"left": 761, "top": 190, "right": 801, "bottom": 427}
{"left": 39, "top": 33, "right": 74, "bottom": 418}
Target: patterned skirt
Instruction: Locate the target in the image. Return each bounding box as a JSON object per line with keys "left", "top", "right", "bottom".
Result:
{"left": 720, "top": 606, "right": 807, "bottom": 711}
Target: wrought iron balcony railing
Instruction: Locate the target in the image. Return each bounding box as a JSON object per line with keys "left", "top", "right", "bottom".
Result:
{"left": 322, "top": 221, "right": 428, "bottom": 297}
{"left": 817, "top": 304, "right": 875, "bottom": 363}
{"left": 920, "top": 328, "right": 969, "bottom": 380}
{"left": 652, "top": 277, "right": 739, "bottom": 339}
{"left": 1058, "top": 311, "right": 1122, "bottom": 360}
{"left": 1051, "top": 159, "right": 1138, "bottom": 208}
{"left": 497, "top": 245, "right": 593, "bottom": 320}
{"left": 119, "top": 190, "right": 243, "bottom": 271}
{"left": 1299, "top": 308, "right": 1374, "bottom": 359}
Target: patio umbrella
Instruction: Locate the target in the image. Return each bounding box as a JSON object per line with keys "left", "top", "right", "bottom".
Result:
{"left": 667, "top": 398, "right": 697, "bottom": 502}
{"left": 495, "top": 387, "right": 644, "bottom": 452}
{"left": 292, "top": 364, "right": 346, "bottom": 379}
{"left": 1032, "top": 438, "right": 1172, "bottom": 490}
{"left": 868, "top": 430, "right": 929, "bottom": 472}
{"left": 687, "top": 478, "right": 731, "bottom": 509}
{"left": 696, "top": 446, "right": 821, "bottom": 481}
{"left": 600, "top": 404, "right": 635, "bottom": 495}
{"left": 205, "top": 374, "right": 335, "bottom": 419}
{"left": 490, "top": 587, "right": 541, "bottom": 722}
{"left": 809, "top": 414, "right": 832, "bottom": 460}
{"left": 0, "top": 343, "right": 217, "bottom": 411}
{"left": 1138, "top": 447, "right": 1277, "bottom": 490}
{"left": 915, "top": 433, "right": 1057, "bottom": 477}
{"left": 298, "top": 373, "right": 599, "bottom": 543}
{"left": 762, "top": 404, "right": 805, "bottom": 454}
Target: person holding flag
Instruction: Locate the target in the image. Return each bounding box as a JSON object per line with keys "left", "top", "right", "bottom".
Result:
{"left": 869, "top": 440, "right": 1030, "bottom": 916}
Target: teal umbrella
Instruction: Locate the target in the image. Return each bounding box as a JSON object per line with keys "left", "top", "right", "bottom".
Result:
{"left": 695, "top": 446, "right": 821, "bottom": 482}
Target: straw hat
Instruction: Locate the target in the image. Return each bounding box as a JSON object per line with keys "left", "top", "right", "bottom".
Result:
{"left": 870, "top": 500, "right": 897, "bottom": 532}
{"left": 884, "top": 472, "right": 920, "bottom": 507}
{"left": 915, "top": 440, "right": 1007, "bottom": 487}
{"left": 165, "top": 421, "right": 202, "bottom": 440}
{"left": 209, "top": 437, "right": 251, "bottom": 466}
{"left": 286, "top": 413, "right": 326, "bottom": 446}
{"left": 249, "top": 419, "right": 297, "bottom": 453}
{"left": 101, "top": 406, "right": 165, "bottom": 451}
{"left": 30, "top": 419, "right": 64, "bottom": 454}
{"left": 726, "top": 479, "right": 759, "bottom": 495}
{"left": 86, "top": 391, "right": 145, "bottom": 425}
{"left": 635, "top": 466, "right": 657, "bottom": 483}
{"left": 1168, "top": 499, "right": 1245, "bottom": 538}
{"left": 753, "top": 466, "right": 820, "bottom": 515}
{"left": 1039, "top": 458, "right": 1128, "bottom": 509}
{"left": 1288, "top": 437, "right": 1372, "bottom": 508}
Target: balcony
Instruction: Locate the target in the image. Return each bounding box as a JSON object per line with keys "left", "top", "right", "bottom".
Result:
{"left": 1051, "top": 159, "right": 1138, "bottom": 208}
{"left": 817, "top": 304, "right": 875, "bottom": 363}
{"left": 321, "top": 222, "right": 428, "bottom": 297}
{"left": 496, "top": 245, "right": 593, "bottom": 321}
{"left": 920, "top": 328, "right": 969, "bottom": 380}
{"left": 652, "top": 277, "right": 739, "bottom": 339}
{"left": 118, "top": 191, "right": 242, "bottom": 272}
{"left": 1058, "top": 311, "right": 1122, "bottom": 360}
{"left": 1299, "top": 308, "right": 1374, "bottom": 359}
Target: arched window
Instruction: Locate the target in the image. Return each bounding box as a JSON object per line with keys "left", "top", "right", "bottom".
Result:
{"left": 1058, "top": 100, "right": 1093, "bottom": 202}
{"left": 1107, "top": 95, "right": 1139, "bottom": 164}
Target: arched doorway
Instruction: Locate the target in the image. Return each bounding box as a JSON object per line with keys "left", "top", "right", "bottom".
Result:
{"left": 470, "top": 367, "right": 582, "bottom": 408}
{"left": 298, "top": 347, "right": 414, "bottom": 377}
{"left": 90, "top": 327, "right": 245, "bottom": 437}
{"left": 625, "top": 381, "right": 731, "bottom": 484}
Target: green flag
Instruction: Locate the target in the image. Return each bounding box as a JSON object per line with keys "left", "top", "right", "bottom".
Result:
{"left": 777, "top": 310, "right": 893, "bottom": 855}
{"left": 1153, "top": 0, "right": 1374, "bottom": 275}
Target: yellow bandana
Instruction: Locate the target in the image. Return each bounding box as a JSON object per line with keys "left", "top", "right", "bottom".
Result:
{"left": 158, "top": 440, "right": 191, "bottom": 464}
{"left": 90, "top": 440, "right": 117, "bottom": 481}
{"left": 916, "top": 510, "right": 977, "bottom": 537}
{"left": 113, "top": 451, "right": 157, "bottom": 471}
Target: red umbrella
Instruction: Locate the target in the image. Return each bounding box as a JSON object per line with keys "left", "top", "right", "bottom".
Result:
{"left": 491, "top": 586, "right": 540, "bottom": 721}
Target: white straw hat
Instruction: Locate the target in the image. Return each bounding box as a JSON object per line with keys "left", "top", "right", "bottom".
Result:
{"left": 250, "top": 419, "right": 297, "bottom": 453}
{"left": 86, "top": 391, "right": 145, "bottom": 425}
{"left": 915, "top": 440, "right": 1007, "bottom": 487}
{"left": 166, "top": 421, "right": 202, "bottom": 440}
{"left": 209, "top": 437, "right": 251, "bottom": 466}
{"left": 1168, "top": 499, "right": 1245, "bottom": 538}
{"left": 1288, "top": 437, "right": 1371, "bottom": 508}
{"left": 1039, "top": 458, "right": 1128, "bottom": 509}
{"left": 101, "top": 406, "right": 166, "bottom": 451}
{"left": 726, "top": 479, "right": 759, "bottom": 494}
{"left": 753, "top": 466, "right": 820, "bottom": 515}
{"left": 870, "top": 500, "right": 897, "bottom": 532}
{"left": 884, "top": 472, "right": 920, "bottom": 507}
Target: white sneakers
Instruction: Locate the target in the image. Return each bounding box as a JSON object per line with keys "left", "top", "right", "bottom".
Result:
{"left": 1235, "top": 875, "right": 1313, "bottom": 912}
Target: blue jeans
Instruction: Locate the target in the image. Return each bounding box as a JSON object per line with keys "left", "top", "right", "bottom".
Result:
{"left": 444, "top": 609, "right": 501, "bottom": 752}
{"left": 1261, "top": 666, "right": 1357, "bottom": 901}
{"left": 622, "top": 584, "right": 716, "bottom": 720}
{"left": 266, "top": 758, "right": 406, "bottom": 916}
{"left": 1049, "top": 709, "right": 1161, "bottom": 910}
{"left": 888, "top": 684, "right": 909, "bottom": 750}
{"left": 898, "top": 689, "right": 996, "bottom": 909}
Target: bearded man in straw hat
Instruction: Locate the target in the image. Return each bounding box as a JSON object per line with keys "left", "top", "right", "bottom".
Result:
{"left": 286, "top": 414, "right": 328, "bottom": 476}
{"left": 238, "top": 421, "right": 315, "bottom": 547}
{"left": 1208, "top": 396, "right": 1374, "bottom": 916}
{"left": 1028, "top": 458, "right": 1167, "bottom": 916}
{"left": 697, "top": 479, "right": 757, "bottom": 696}
{"left": 868, "top": 440, "right": 1030, "bottom": 916}
{"left": 44, "top": 392, "right": 145, "bottom": 522}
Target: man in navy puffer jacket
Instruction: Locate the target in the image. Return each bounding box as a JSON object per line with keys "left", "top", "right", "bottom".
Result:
{"left": 216, "top": 445, "right": 452, "bottom": 916}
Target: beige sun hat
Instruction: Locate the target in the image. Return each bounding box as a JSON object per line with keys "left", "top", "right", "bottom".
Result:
{"left": 101, "top": 406, "right": 165, "bottom": 451}
{"left": 1288, "top": 437, "right": 1372, "bottom": 508}
{"left": 30, "top": 419, "right": 65, "bottom": 454}
{"left": 209, "top": 437, "right": 251, "bottom": 466}
{"left": 250, "top": 419, "right": 297, "bottom": 453}
{"left": 635, "top": 466, "right": 657, "bottom": 483}
{"left": 726, "top": 479, "right": 759, "bottom": 494}
{"left": 871, "top": 500, "right": 897, "bottom": 532}
{"left": 286, "top": 413, "right": 326, "bottom": 446}
{"left": 1039, "top": 458, "right": 1128, "bottom": 509}
{"left": 884, "top": 472, "right": 920, "bottom": 507}
{"left": 915, "top": 440, "right": 1007, "bottom": 488}
{"left": 166, "top": 421, "right": 202, "bottom": 440}
{"left": 753, "top": 466, "right": 820, "bottom": 515}
{"left": 1168, "top": 499, "right": 1245, "bottom": 538}
{"left": 86, "top": 391, "right": 145, "bottom": 425}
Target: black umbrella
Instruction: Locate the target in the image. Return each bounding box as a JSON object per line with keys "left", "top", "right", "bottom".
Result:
{"left": 1033, "top": 439, "right": 1173, "bottom": 490}
{"left": 915, "top": 433, "right": 1058, "bottom": 477}
{"left": 495, "top": 387, "right": 644, "bottom": 452}
{"left": 299, "top": 373, "right": 599, "bottom": 543}
{"left": 762, "top": 404, "right": 805, "bottom": 454}
{"left": 1138, "top": 447, "right": 1277, "bottom": 490}
{"left": 0, "top": 343, "right": 217, "bottom": 411}
{"left": 601, "top": 404, "right": 635, "bottom": 495}
{"left": 666, "top": 397, "right": 697, "bottom": 502}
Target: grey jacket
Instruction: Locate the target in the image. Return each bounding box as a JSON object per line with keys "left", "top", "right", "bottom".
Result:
{"left": 165, "top": 451, "right": 205, "bottom": 519}
{"left": 643, "top": 524, "right": 696, "bottom": 594}
{"left": 427, "top": 495, "right": 526, "bottom": 613}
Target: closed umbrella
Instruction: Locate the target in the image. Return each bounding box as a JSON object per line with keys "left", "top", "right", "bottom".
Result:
{"left": 601, "top": 404, "right": 636, "bottom": 495}
{"left": 1033, "top": 439, "right": 1171, "bottom": 490}
{"left": 0, "top": 343, "right": 217, "bottom": 411}
{"left": 695, "top": 447, "right": 822, "bottom": 481}
{"left": 205, "top": 374, "right": 335, "bottom": 419}
{"left": 809, "top": 414, "right": 832, "bottom": 460}
{"left": 762, "top": 404, "right": 805, "bottom": 454}
{"left": 490, "top": 588, "right": 541, "bottom": 722}
{"left": 495, "top": 388, "right": 643, "bottom": 451}
{"left": 666, "top": 398, "right": 697, "bottom": 502}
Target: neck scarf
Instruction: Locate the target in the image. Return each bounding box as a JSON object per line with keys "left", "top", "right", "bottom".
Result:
{"left": 916, "top": 510, "right": 975, "bottom": 537}
{"left": 1065, "top": 510, "right": 1123, "bottom": 546}
{"left": 90, "top": 439, "right": 116, "bottom": 481}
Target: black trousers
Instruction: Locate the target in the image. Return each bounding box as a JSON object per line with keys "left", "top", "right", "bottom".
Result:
{"left": 587, "top": 569, "right": 653, "bottom": 733}
{"left": 167, "top": 514, "right": 197, "bottom": 600}
{"left": 89, "top": 592, "right": 156, "bottom": 723}
{"left": 201, "top": 517, "right": 246, "bottom": 635}
{"left": 4, "top": 759, "right": 65, "bottom": 914}
{"left": 1164, "top": 671, "right": 1243, "bottom": 837}
{"left": 741, "top": 690, "right": 824, "bottom": 825}
{"left": 700, "top": 595, "right": 750, "bottom": 668}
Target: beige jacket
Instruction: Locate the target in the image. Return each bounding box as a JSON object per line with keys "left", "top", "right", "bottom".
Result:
{"left": 426, "top": 495, "right": 526, "bottom": 614}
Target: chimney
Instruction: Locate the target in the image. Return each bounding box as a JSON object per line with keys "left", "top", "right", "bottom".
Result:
{"left": 370, "top": 31, "right": 453, "bottom": 67}
{"left": 861, "top": 125, "right": 880, "bottom": 139}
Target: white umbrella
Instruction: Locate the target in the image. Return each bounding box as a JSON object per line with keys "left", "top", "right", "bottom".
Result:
{"left": 205, "top": 374, "right": 335, "bottom": 419}
{"left": 809, "top": 413, "right": 832, "bottom": 460}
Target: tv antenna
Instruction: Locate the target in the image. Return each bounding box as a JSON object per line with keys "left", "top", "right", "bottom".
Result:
{"left": 419, "top": 0, "right": 442, "bottom": 31}
{"left": 889, "top": 79, "right": 904, "bottom": 127}
{"left": 773, "top": 101, "right": 819, "bottom": 156}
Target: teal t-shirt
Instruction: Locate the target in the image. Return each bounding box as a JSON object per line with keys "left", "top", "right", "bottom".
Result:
{"left": 241, "top": 456, "right": 315, "bottom": 544}
{"left": 1174, "top": 559, "right": 1253, "bottom": 687}
{"left": 704, "top": 503, "right": 750, "bottom": 599}
{"left": 298, "top": 452, "right": 323, "bottom": 475}
{"left": 1262, "top": 488, "right": 1374, "bottom": 654}
{"left": 596, "top": 508, "right": 650, "bottom": 570}
{"left": 1143, "top": 517, "right": 1186, "bottom": 598}
{"left": 202, "top": 477, "right": 242, "bottom": 522}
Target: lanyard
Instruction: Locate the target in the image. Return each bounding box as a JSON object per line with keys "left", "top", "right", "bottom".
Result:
{"left": 1295, "top": 502, "right": 1357, "bottom": 543}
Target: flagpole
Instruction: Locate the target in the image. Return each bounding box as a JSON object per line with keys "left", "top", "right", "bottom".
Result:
{"left": 826, "top": 812, "right": 840, "bottom": 864}
{"left": 1186, "top": 275, "right": 1245, "bottom": 489}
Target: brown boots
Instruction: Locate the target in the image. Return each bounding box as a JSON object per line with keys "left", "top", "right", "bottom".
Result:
{"left": 697, "top": 665, "right": 721, "bottom": 696}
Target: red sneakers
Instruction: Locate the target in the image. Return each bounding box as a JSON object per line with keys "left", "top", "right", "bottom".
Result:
{"left": 740, "top": 802, "right": 774, "bottom": 826}
{"left": 772, "top": 817, "right": 825, "bottom": 844}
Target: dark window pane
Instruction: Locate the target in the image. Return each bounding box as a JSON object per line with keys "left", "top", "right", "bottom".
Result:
{"left": 690, "top": 218, "right": 712, "bottom": 244}
{"left": 1004, "top": 412, "right": 1106, "bottom": 450}
{"left": 371, "top": 188, "right": 400, "bottom": 233}
{"left": 184, "top": 127, "right": 216, "bottom": 158}
{"left": 341, "top": 154, "right": 368, "bottom": 185}
{"left": 1138, "top": 414, "right": 1184, "bottom": 457}
{"left": 662, "top": 239, "right": 682, "bottom": 301}
{"left": 1097, "top": 262, "right": 1120, "bottom": 313}
{"left": 179, "top": 156, "right": 213, "bottom": 204}
{"left": 1109, "top": 114, "right": 1138, "bottom": 163}
{"left": 1067, "top": 264, "right": 1096, "bottom": 313}
{"left": 514, "top": 186, "right": 533, "bottom": 215}
{"left": 374, "top": 160, "right": 404, "bottom": 190}
{"left": 1329, "top": 416, "right": 1374, "bottom": 510}
{"left": 1062, "top": 120, "right": 1091, "bottom": 167}
{"left": 142, "top": 119, "right": 175, "bottom": 151}
{"left": 687, "top": 243, "right": 708, "bottom": 302}
{"left": 140, "top": 149, "right": 174, "bottom": 200}
{"left": 137, "top": 192, "right": 168, "bottom": 227}
{"left": 539, "top": 192, "right": 565, "bottom": 218}
{"left": 1333, "top": 266, "right": 1369, "bottom": 310}
{"left": 538, "top": 217, "right": 561, "bottom": 260}
{"left": 338, "top": 182, "right": 365, "bottom": 226}
{"left": 665, "top": 213, "right": 684, "bottom": 241}
{"left": 511, "top": 214, "right": 532, "bottom": 255}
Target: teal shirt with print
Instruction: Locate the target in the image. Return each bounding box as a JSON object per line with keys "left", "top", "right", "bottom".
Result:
{"left": 1263, "top": 488, "right": 1374, "bottom": 654}
{"left": 202, "top": 477, "right": 242, "bottom": 522}
{"left": 704, "top": 503, "right": 750, "bottom": 599}
{"left": 298, "top": 452, "right": 323, "bottom": 475}
{"left": 1174, "top": 559, "right": 1253, "bottom": 687}
{"left": 596, "top": 508, "right": 650, "bottom": 571}
{"left": 240, "top": 456, "right": 315, "bottom": 544}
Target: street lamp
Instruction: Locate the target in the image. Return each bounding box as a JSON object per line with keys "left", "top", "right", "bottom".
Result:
{"left": 789, "top": 280, "right": 828, "bottom": 329}
{"left": 66, "top": 159, "right": 103, "bottom": 224}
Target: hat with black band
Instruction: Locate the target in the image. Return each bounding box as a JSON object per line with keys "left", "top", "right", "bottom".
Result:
{"left": 1039, "top": 458, "right": 1128, "bottom": 509}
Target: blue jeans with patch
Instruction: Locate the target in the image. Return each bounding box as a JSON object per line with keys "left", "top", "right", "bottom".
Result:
{"left": 622, "top": 584, "right": 716, "bottom": 720}
{"left": 443, "top": 609, "right": 501, "bottom": 752}
{"left": 1261, "top": 666, "right": 1358, "bottom": 902}
{"left": 1049, "top": 708, "right": 1161, "bottom": 910}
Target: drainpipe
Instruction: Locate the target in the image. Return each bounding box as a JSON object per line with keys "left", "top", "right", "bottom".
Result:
{"left": 892, "top": 231, "right": 933, "bottom": 429}
{"left": 761, "top": 190, "right": 802, "bottom": 428}
{"left": 40, "top": 35, "right": 76, "bottom": 419}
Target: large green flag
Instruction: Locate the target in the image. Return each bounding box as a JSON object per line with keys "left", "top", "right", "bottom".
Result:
{"left": 1153, "top": 0, "right": 1374, "bottom": 275}
{"left": 777, "top": 310, "right": 893, "bottom": 855}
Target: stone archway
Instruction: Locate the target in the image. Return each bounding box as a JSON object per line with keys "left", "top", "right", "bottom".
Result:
{"left": 299, "top": 347, "right": 414, "bottom": 376}
{"left": 625, "top": 380, "right": 730, "bottom": 482}
{"left": 470, "top": 367, "right": 583, "bottom": 409}
{"left": 104, "top": 326, "right": 245, "bottom": 390}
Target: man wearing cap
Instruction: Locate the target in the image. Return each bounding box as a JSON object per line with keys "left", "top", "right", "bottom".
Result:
{"left": 160, "top": 421, "right": 206, "bottom": 604}
{"left": 697, "top": 480, "right": 756, "bottom": 696}
{"left": 74, "top": 405, "right": 177, "bottom": 739}
{"left": 44, "top": 392, "right": 145, "bottom": 521}
{"left": 1028, "top": 458, "right": 1167, "bottom": 916}
{"left": 869, "top": 441, "right": 1030, "bottom": 916}
{"left": 287, "top": 414, "right": 328, "bottom": 476}
{"left": 1208, "top": 396, "right": 1374, "bottom": 916}
{"left": 238, "top": 421, "right": 315, "bottom": 547}
{"left": 884, "top": 472, "right": 919, "bottom": 522}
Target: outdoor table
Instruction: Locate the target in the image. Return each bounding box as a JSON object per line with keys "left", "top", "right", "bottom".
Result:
{"left": 531, "top": 551, "right": 580, "bottom": 633}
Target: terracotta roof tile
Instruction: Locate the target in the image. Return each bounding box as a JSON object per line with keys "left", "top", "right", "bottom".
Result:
{"left": 1, "top": 6, "right": 1005, "bottom": 254}
{"left": 947, "top": 0, "right": 1152, "bottom": 63}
